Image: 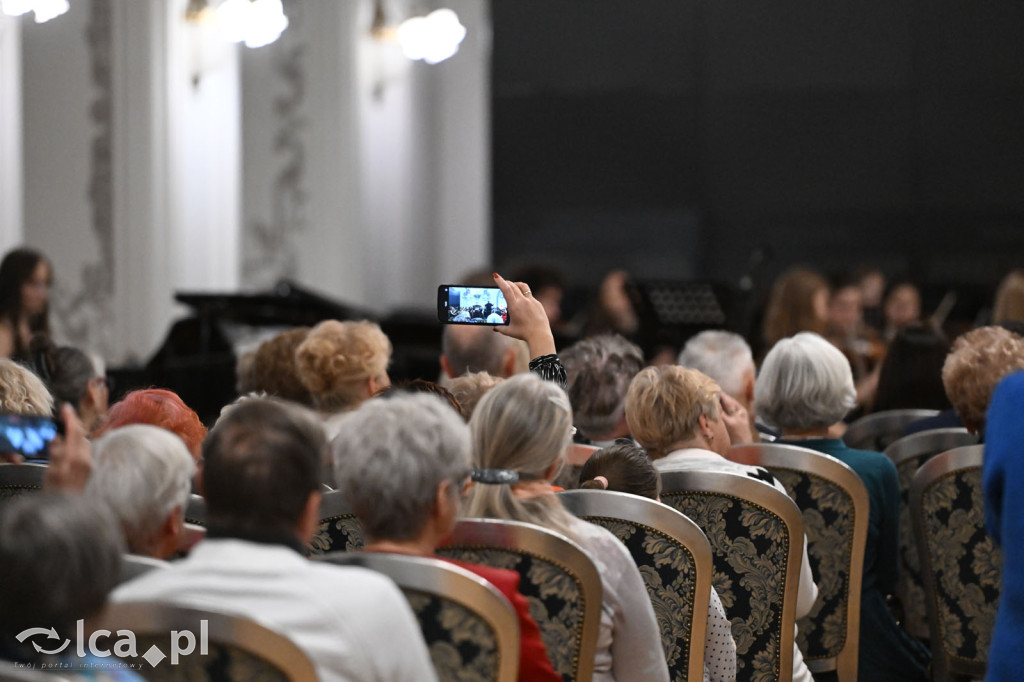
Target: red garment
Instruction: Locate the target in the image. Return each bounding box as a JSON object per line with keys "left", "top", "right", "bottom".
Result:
{"left": 442, "top": 558, "right": 562, "bottom": 682}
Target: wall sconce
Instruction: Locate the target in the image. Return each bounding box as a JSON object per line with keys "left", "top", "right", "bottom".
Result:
{"left": 371, "top": 0, "right": 466, "bottom": 66}
{"left": 185, "top": 0, "right": 288, "bottom": 49}
{"left": 1, "top": 0, "right": 69, "bottom": 24}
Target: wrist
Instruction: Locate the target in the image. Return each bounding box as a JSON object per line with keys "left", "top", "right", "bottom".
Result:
{"left": 526, "top": 331, "right": 556, "bottom": 358}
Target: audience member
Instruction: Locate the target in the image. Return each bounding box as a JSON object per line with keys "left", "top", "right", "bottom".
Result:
{"left": 578, "top": 440, "right": 659, "bottom": 499}
{"left": 373, "top": 378, "right": 462, "bottom": 414}
{"left": 757, "top": 332, "right": 931, "bottom": 682}
{"left": 0, "top": 247, "right": 52, "bottom": 360}
{"left": 993, "top": 270, "right": 1024, "bottom": 325}
{"left": 248, "top": 326, "right": 314, "bottom": 406}
{"left": 112, "top": 398, "right": 436, "bottom": 682}
{"left": 0, "top": 356, "right": 53, "bottom": 416}
{"left": 331, "top": 392, "right": 561, "bottom": 682}
{"left": 626, "top": 364, "right": 817, "bottom": 682}
{"left": 872, "top": 324, "right": 951, "bottom": 413}
{"left": 35, "top": 342, "right": 109, "bottom": 431}
{"left": 677, "top": 330, "right": 762, "bottom": 438}
{"left": 826, "top": 272, "right": 884, "bottom": 386}
{"left": 463, "top": 373, "right": 670, "bottom": 682}
{"left": 86, "top": 425, "right": 195, "bottom": 559}
{"left": 294, "top": 319, "right": 392, "bottom": 439}
{"left": 447, "top": 371, "right": 503, "bottom": 420}
{"left": 491, "top": 272, "right": 567, "bottom": 388}
{"left": 0, "top": 494, "right": 130, "bottom": 674}
{"left": 440, "top": 324, "right": 524, "bottom": 381}
{"left": 762, "top": 267, "right": 829, "bottom": 351}
{"left": 857, "top": 266, "right": 887, "bottom": 332}
{"left": 561, "top": 334, "right": 643, "bottom": 446}
{"left": 940, "top": 326, "right": 1024, "bottom": 437}
{"left": 93, "top": 388, "right": 206, "bottom": 461}
{"left": 982, "top": 370, "right": 1024, "bottom": 682}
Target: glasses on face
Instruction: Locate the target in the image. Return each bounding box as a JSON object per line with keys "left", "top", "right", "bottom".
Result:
{"left": 92, "top": 376, "right": 114, "bottom": 393}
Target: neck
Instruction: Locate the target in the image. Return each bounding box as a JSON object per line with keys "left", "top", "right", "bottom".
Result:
{"left": 511, "top": 479, "right": 556, "bottom": 500}
{"left": 667, "top": 437, "right": 709, "bottom": 453}
{"left": 365, "top": 529, "right": 438, "bottom": 556}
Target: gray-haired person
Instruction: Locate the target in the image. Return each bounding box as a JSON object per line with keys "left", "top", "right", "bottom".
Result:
{"left": 87, "top": 424, "right": 196, "bottom": 559}
{"left": 561, "top": 334, "right": 643, "bottom": 446}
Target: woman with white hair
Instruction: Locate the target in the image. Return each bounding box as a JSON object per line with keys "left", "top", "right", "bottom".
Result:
{"left": 757, "top": 332, "right": 930, "bottom": 682}
{"left": 86, "top": 424, "right": 196, "bottom": 559}
{"left": 463, "top": 373, "right": 670, "bottom": 682}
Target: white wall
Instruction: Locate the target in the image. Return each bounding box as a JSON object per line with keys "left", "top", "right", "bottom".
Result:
{"left": 0, "top": 13, "right": 23, "bottom": 251}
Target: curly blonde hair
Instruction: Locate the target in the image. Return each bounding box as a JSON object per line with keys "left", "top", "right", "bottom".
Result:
{"left": 448, "top": 371, "right": 504, "bottom": 421}
{"left": 942, "top": 326, "right": 1024, "bottom": 431}
{"left": 0, "top": 358, "right": 53, "bottom": 415}
{"left": 295, "top": 320, "right": 391, "bottom": 411}
{"left": 625, "top": 365, "right": 721, "bottom": 459}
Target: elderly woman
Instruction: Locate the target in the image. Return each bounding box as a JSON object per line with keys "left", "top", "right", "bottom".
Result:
{"left": 93, "top": 388, "right": 207, "bottom": 461}
{"left": 626, "top": 364, "right": 816, "bottom": 682}
{"left": 756, "top": 332, "right": 930, "bottom": 682}
{"left": 463, "top": 372, "right": 670, "bottom": 682}
{"left": 294, "top": 319, "right": 392, "bottom": 439}
{"left": 941, "top": 326, "right": 1024, "bottom": 437}
{"left": 331, "top": 392, "right": 561, "bottom": 682}
{"left": 86, "top": 425, "right": 196, "bottom": 559}
{"left": 561, "top": 334, "right": 644, "bottom": 446}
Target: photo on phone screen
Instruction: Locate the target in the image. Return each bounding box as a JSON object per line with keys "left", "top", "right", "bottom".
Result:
{"left": 437, "top": 285, "right": 510, "bottom": 325}
{"left": 0, "top": 414, "right": 58, "bottom": 460}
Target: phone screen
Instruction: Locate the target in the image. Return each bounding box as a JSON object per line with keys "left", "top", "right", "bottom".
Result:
{"left": 438, "top": 285, "right": 510, "bottom": 325}
{"left": 0, "top": 414, "right": 59, "bottom": 460}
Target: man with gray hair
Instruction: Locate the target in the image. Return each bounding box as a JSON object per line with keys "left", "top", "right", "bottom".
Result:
{"left": 113, "top": 398, "right": 436, "bottom": 682}
{"left": 332, "top": 393, "right": 561, "bottom": 682}
{"left": 678, "top": 330, "right": 763, "bottom": 440}
{"left": 561, "top": 334, "right": 644, "bottom": 446}
{"left": 86, "top": 424, "right": 196, "bottom": 559}
{"left": 440, "top": 325, "right": 522, "bottom": 381}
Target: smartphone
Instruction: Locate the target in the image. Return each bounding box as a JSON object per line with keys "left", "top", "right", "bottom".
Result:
{"left": 437, "top": 285, "right": 510, "bottom": 326}
{"left": 0, "top": 414, "right": 60, "bottom": 461}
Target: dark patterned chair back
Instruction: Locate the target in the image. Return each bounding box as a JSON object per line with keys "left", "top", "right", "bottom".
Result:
{"left": 910, "top": 444, "right": 1000, "bottom": 682}
{"left": 184, "top": 493, "right": 206, "bottom": 526}
{"left": 119, "top": 554, "right": 170, "bottom": 586}
{"left": 437, "top": 518, "right": 602, "bottom": 682}
{"left": 558, "top": 489, "right": 712, "bottom": 682}
{"left": 0, "top": 463, "right": 46, "bottom": 503}
{"left": 321, "top": 552, "right": 520, "bottom": 682}
{"left": 99, "top": 602, "right": 317, "bottom": 681}
{"left": 308, "top": 489, "right": 364, "bottom": 555}
{"left": 884, "top": 428, "right": 979, "bottom": 639}
{"left": 842, "top": 409, "right": 938, "bottom": 451}
{"left": 659, "top": 470, "right": 802, "bottom": 682}
{"left": 730, "top": 443, "right": 869, "bottom": 682}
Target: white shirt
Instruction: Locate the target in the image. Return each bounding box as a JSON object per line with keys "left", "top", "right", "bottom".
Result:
{"left": 656, "top": 448, "right": 818, "bottom": 682}
{"left": 112, "top": 539, "right": 437, "bottom": 682}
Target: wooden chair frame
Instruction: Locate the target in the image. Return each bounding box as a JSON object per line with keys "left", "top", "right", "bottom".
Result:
{"left": 558, "top": 488, "right": 711, "bottom": 682}
{"left": 729, "top": 443, "right": 869, "bottom": 682}
{"left": 659, "top": 469, "right": 803, "bottom": 682}
{"left": 842, "top": 409, "right": 939, "bottom": 451}
{"left": 910, "top": 444, "right": 994, "bottom": 682}
{"left": 99, "top": 602, "right": 318, "bottom": 681}
{"left": 321, "top": 552, "right": 520, "bottom": 682}
{"left": 884, "top": 427, "right": 979, "bottom": 638}
{"left": 438, "top": 518, "right": 602, "bottom": 682}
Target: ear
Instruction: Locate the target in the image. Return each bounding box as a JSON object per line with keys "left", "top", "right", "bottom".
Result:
{"left": 296, "top": 490, "right": 323, "bottom": 544}
{"left": 697, "top": 413, "right": 713, "bottom": 440}
{"left": 440, "top": 355, "right": 455, "bottom": 379}
{"left": 743, "top": 371, "right": 756, "bottom": 407}
{"left": 501, "top": 347, "right": 517, "bottom": 378}
{"left": 195, "top": 461, "right": 205, "bottom": 497}
{"left": 156, "top": 506, "right": 184, "bottom": 559}
{"left": 434, "top": 480, "right": 458, "bottom": 532}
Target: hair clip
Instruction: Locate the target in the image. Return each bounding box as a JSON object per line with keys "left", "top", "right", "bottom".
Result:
{"left": 470, "top": 468, "right": 520, "bottom": 485}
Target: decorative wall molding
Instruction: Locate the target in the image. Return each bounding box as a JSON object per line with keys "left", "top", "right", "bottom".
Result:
{"left": 242, "top": 2, "right": 308, "bottom": 289}
{"left": 49, "top": 0, "right": 116, "bottom": 357}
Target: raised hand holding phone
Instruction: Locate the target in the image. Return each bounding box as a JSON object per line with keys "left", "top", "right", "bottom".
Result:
{"left": 492, "top": 272, "right": 556, "bottom": 359}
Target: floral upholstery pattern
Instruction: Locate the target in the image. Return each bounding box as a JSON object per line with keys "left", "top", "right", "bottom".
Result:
{"left": 660, "top": 491, "right": 790, "bottom": 682}
{"left": 919, "top": 466, "right": 1001, "bottom": 669}
{"left": 121, "top": 636, "right": 290, "bottom": 682}
{"left": 583, "top": 517, "right": 697, "bottom": 682}
{"left": 896, "top": 452, "right": 934, "bottom": 638}
{"left": 307, "top": 514, "right": 365, "bottom": 555}
{"left": 405, "top": 590, "right": 502, "bottom": 682}
{"left": 436, "top": 546, "right": 583, "bottom": 682}
{"left": 769, "top": 468, "right": 854, "bottom": 662}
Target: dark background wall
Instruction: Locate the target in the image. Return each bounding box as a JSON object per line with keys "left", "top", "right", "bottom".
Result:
{"left": 491, "top": 0, "right": 1024, "bottom": 319}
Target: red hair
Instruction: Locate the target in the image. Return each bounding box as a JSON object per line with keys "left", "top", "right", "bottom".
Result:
{"left": 93, "top": 389, "right": 207, "bottom": 460}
